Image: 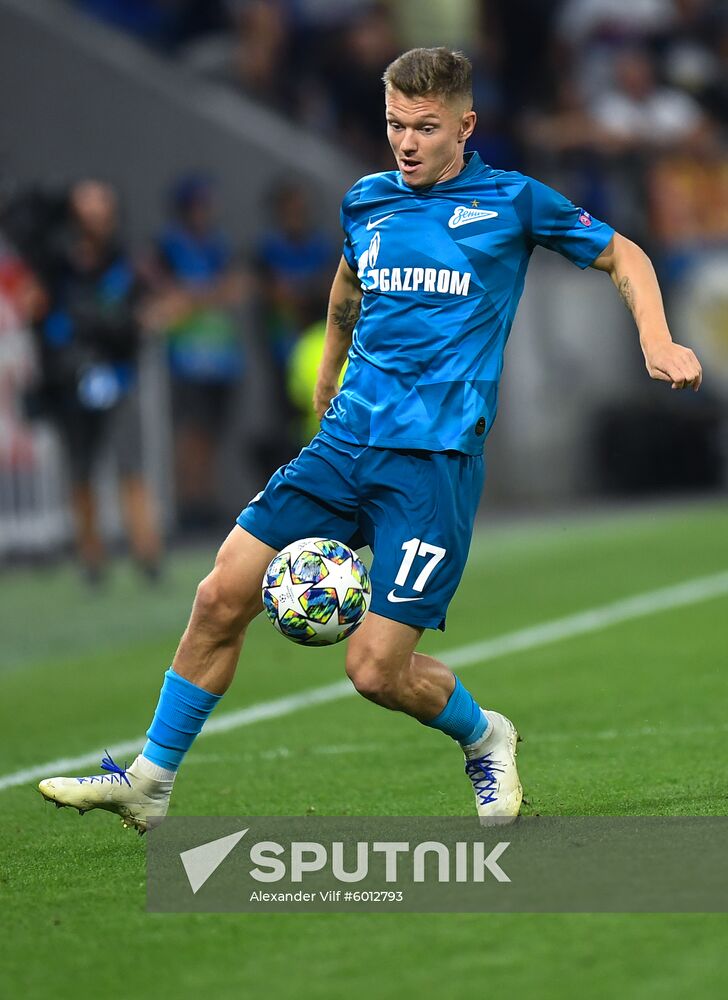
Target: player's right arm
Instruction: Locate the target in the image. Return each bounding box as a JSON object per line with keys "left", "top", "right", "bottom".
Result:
{"left": 313, "top": 254, "right": 362, "bottom": 420}
{"left": 524, "top": 175, "right": 702, "bottom": 390}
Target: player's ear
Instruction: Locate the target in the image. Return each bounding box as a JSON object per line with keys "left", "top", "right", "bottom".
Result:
{"left": 459, "top": 110, "right": 477, "bottom": 143}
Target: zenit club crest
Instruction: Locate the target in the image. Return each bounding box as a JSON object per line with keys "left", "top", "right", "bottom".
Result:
{"left": 448, "top": 206, "right": 499, "bottom": 229}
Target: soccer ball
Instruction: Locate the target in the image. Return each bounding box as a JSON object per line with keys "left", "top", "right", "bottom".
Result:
{"left": 262, "top": 537, "right": 371, "bottom": 646}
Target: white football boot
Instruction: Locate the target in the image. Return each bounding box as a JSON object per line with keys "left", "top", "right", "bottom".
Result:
{"left": 38, "top": 753, "right": 173, "bottom": 834}
{"left": 463, "top": 711, "right": 523, "bottom": 824}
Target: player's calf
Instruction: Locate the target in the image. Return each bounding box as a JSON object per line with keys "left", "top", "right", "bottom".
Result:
{"left": 38, "top": 526, "right": 277, "bottom": 834}
{"left": 347, "top": 621, "right": 523, "bottom": 821}
{"left": 345, "top": 614, "right": 445, "bottom": 716}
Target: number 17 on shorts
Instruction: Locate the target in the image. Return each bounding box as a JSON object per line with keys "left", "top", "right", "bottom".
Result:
{"left": 368, "top": 533, "right": 462, "bottom": 632}
{"left": 387, "top": 537, "right": 447, "bottom": 603}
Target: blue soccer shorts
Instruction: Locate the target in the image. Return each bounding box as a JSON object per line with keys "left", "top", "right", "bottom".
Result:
{"left": 237, "top": 431, "right": 484, "bottom": 630}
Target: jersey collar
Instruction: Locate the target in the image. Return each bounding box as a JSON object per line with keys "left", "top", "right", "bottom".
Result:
{"left": 396, "top": 151, "right": 490, "bottom": 193}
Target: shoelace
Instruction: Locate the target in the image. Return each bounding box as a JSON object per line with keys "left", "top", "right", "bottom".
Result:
{"left": 464, "top": 752, "right": 505, "bottom": 806}
{"left": 76, "top": 751, "right": 132, "bottom": 788}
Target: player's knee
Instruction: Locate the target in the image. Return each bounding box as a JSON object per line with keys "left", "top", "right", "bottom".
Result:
{"left": 346, "top": 658, "right": 390, "bottom": 701}
{"left": 193, "top": 569, "right": 253, "bottom": 637}
{"left": 345, "top": 643, "right": 399, "bottom": 702}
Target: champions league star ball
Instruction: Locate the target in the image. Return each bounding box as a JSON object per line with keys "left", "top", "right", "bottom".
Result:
{"left": 262, "top": 538, "right": 372, "bottom": 646}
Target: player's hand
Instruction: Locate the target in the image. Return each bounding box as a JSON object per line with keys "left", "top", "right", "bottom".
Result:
{"left": 643, "top": 341, "right": 702, "bottom": 391}
{"left": 313, "top": 379, "right": 339, "bottom": 420}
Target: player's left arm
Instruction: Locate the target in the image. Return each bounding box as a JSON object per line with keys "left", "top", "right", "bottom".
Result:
{"left": 591, "top": 233, "right": 702, "bottom": 391}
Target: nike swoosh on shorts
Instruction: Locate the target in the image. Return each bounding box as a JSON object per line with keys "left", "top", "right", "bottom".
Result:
{"left": 386, "top": 589, "right": 424, "bottom": 603}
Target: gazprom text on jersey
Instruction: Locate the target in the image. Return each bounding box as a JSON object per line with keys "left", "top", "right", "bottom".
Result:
{"left": 363, "top": 266, "right": 472, "bottom": 296}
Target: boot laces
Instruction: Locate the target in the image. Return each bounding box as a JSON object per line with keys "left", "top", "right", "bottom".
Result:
{"left": 464, "top": 752, "right": 504, "bottom": 806}
{"left": 76, "top": 751, "right": 131, "bottom": 788}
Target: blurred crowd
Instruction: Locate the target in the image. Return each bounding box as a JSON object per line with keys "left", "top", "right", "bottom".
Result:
{"left": 72, "top": 0, "right": 728, "bottom": 262}
{"left": 1, "top": 0, "right": 726, "bottom": 572}
{"left": 0, "top": 171, "right": 336, "bottom": 576}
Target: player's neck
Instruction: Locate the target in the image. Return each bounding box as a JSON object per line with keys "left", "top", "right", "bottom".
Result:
{"left": 433, "top": 152, "right": 468, "bottom": 186}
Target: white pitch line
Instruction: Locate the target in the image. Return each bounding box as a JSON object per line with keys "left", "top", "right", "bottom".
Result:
{"left": 2, "top": 569, "right": 727, "bottom": 792}
{"left": 167, "top": 720, "right": 728, "bottom": 763}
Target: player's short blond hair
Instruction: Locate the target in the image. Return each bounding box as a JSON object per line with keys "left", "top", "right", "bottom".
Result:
{"left": 382, "top": 47, "right": 472, "bottom": 106}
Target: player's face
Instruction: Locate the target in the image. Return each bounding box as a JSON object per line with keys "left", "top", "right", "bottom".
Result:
{"left": 385, "top": 88, "right": 476, "bottom": 188}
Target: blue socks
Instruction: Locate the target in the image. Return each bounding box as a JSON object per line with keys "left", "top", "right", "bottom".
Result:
{"left": 424, "top": 676, "right": 488, "bottom": 746}
{"left": 142, "top": 670, "right": 485, "bottom": 772}
{"left": 142, "top": 668, "right": 222, "bottom": 772}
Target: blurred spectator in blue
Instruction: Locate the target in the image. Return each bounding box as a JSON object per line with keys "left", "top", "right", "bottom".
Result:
{"left": 254, "top": 181, "right": 334, "bottom": 367}
{"left": 143, "top": 173, "right": 245, "bottom": 531}
{"left": 253, "top": 180, "right": 335, "bottom": 468}
{"left": 25, "top": 180, "right": 162, "bottom": 582}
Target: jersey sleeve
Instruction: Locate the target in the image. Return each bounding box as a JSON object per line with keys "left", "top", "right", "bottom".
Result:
{"left": 524, "top": 177, "right": 614, "bottom": 269}
{"left": 340, "top": 184, "right": 360, "bottom": 273}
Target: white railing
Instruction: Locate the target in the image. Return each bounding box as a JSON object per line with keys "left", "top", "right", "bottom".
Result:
{"left": 0, "top": 420, "right": 69, "bottom": 556}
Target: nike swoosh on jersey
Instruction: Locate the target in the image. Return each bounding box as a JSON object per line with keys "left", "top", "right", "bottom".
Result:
{"left": 386, "top": 589, "right": 424, "bottom": 603}
{"left": 366, "top": 213, "right": 396, "bottom": 230}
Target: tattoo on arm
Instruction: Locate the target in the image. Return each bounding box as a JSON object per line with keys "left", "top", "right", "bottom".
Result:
{"left": 332, "top": 297, "right": 360, "bottom": 333}
{"left": 618, "top": 277, "right": 635, "bottom": 315}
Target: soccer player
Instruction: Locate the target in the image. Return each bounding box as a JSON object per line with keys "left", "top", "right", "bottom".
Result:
{"left": 38, "top": 48, "right": 702, "bottom": 830}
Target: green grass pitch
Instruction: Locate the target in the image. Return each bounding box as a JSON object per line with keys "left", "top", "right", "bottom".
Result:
{"left": 1, "top": 501, "right": 727, "bottom": 998}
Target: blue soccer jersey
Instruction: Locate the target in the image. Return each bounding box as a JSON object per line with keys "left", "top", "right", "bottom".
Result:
{"left": 321, "top": 151, "right": 614, "bottom": 454}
